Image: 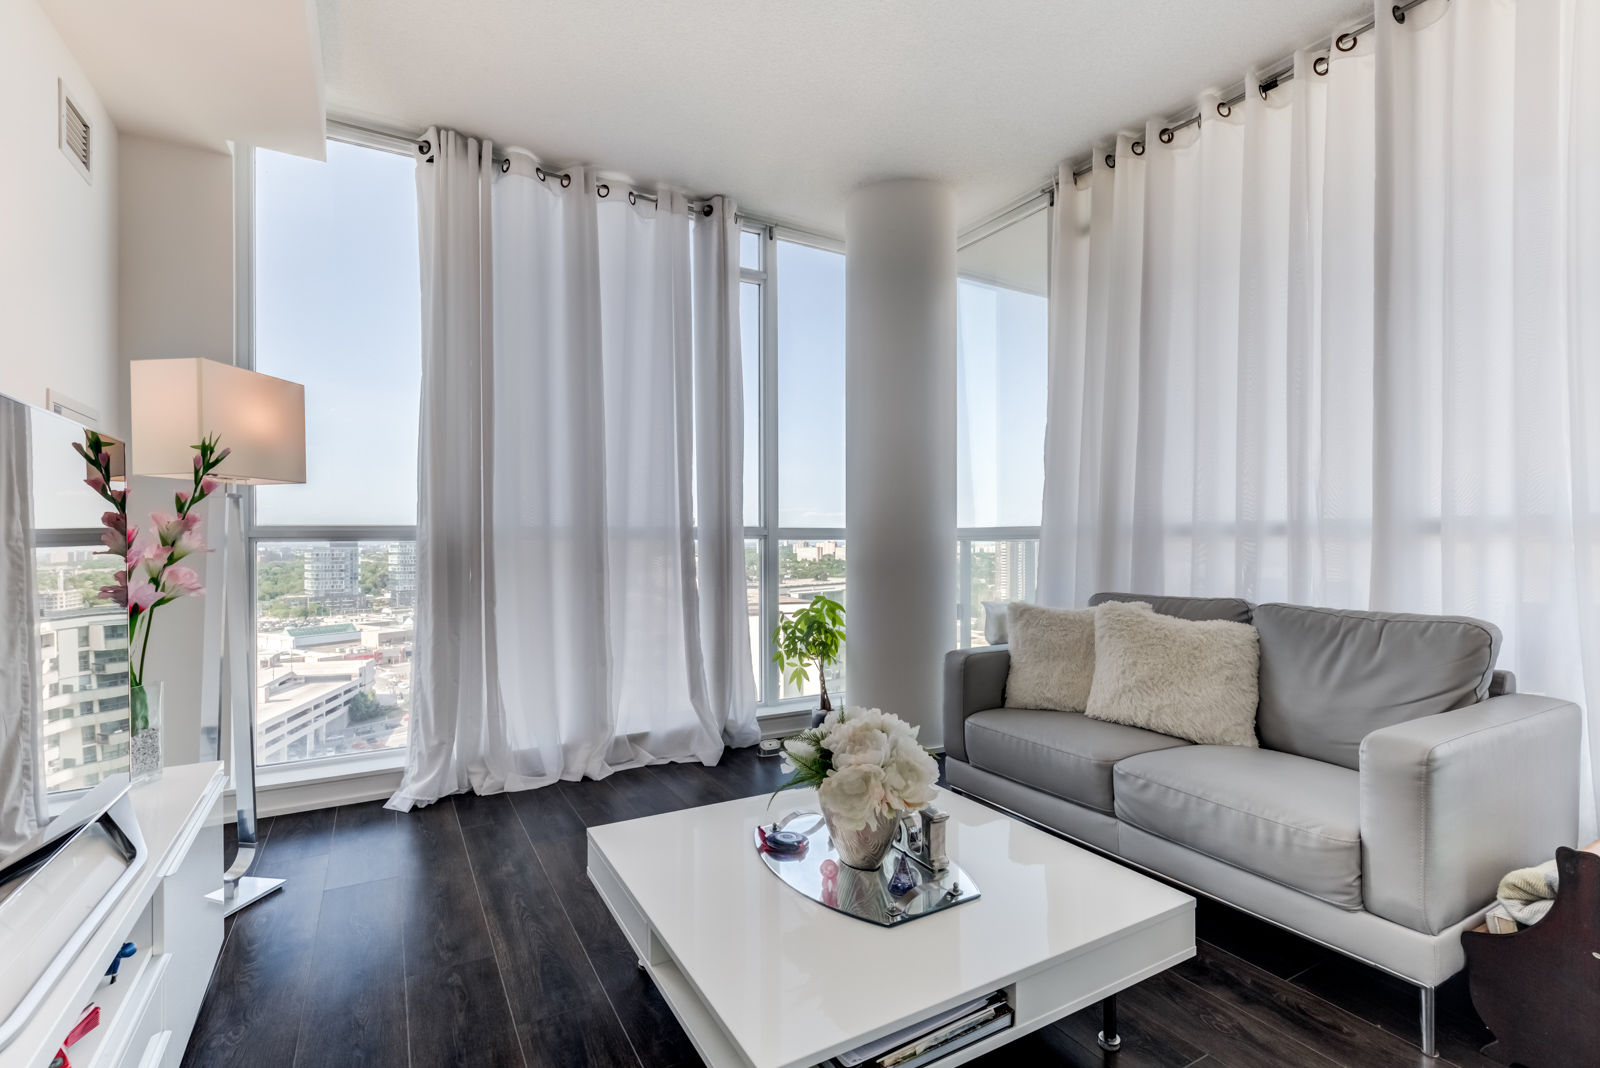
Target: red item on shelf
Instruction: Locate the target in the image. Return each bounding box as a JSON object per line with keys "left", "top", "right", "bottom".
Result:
{"left": 63, "top": 1005, "right": 99, "bottom": 1047}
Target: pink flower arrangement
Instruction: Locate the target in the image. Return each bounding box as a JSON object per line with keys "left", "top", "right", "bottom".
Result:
{"left": 79, "top": 430, "right": 230, "bottom": 698}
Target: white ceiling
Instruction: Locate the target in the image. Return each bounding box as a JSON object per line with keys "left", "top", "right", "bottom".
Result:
{"left": 318, "top": 0, "right": 1370, "bottom": 235}
{"left": 40, "top": 0, "right": 326, "bottom": 159}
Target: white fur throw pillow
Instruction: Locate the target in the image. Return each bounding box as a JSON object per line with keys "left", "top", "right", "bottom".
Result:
{"left": 1086, "top": 599, "right": 1260, "bottom": 747}
{"left": 1003, "top": 602, "right": 1097, "bottom": 712}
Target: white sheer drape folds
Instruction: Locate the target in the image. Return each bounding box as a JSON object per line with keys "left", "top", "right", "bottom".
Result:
{"left": 1038, "top": 0, "right": 1600, "bottom": 836}
{"left": 391, "top": 136, "right": 756, "bottom": 810}
{"left": 0, "top": 397, "right": 44, "bottom": 855}
{"left": 693, "top": 197, "right": 760, "bottom": 747}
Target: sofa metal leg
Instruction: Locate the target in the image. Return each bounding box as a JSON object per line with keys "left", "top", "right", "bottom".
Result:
{"left": 1097, "top": 994, "right": 1121, "bottom": 1052}
{"left": 1419, "top": 984, "right": 1437, "bottom": 1056}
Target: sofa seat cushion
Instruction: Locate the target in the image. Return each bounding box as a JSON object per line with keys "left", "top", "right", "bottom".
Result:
{"left": 1114, "top": 746, "right": 1362, "bottom": 909}
{"left": 965, "top": 709, "right": 1191, "bottom": 815}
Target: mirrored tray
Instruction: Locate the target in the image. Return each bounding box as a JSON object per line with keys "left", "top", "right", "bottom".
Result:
{"left": 754, "top": 811, "right": 979, "bottom": 927}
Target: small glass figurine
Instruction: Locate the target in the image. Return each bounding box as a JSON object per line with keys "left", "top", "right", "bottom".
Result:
{"left": 888, "top": 850, "right": 918, "bottom": 896}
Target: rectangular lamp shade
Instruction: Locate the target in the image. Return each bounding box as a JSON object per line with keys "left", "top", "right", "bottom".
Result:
{"left": 130, "top": 358, "right": 306, "bottom": 484}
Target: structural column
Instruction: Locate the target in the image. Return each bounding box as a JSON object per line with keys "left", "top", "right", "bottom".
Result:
{"left": 845, "top": 179, "right": 957, "bottom": 745}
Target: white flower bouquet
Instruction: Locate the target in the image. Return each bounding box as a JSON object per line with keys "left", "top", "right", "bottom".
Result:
{"left": 776, "top": 707, "right": 940, "bottom": 833}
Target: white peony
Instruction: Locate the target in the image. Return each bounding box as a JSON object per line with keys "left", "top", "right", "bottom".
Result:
{"left": 818, "top": 762, "right": 889, "bottom": 831}
{"left": 882, "top": 733, "right": 940, "bottom": 812}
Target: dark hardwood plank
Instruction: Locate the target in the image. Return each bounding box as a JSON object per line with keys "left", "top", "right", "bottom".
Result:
{"left": 646, "top": 760, "right": 741, "bottom": 808}
{"left": 1051, "top": 992, "right": 1209, "bottom": 1068}
{"left": 1291, "top": 956, "right": 1498, "bottom": 1068}
{"left": 603, "top": 765, "right": 694, "bottom": 820}
{"left": 293, "top": 878, "right": 408, "bottom": 1068}
{"left": 964, "top": 1024, "right": 1132, "bottom": 1068}
{"left": 453, "top": 789, "right": 517, "bottom": 828}
{"left": 518, "top": 999, "right": 641, "bottom": 1068}
{"left": 510, "top": 782, "right": 589, "bottom": 842}
{"left": 557, "top": 778, "right": 638, "bottom": 828}
{"left": 1175, "top": 942, "right": 1434, "bottom": 1068}
{"left": 397, "top": 799, "right": 496, "bottom": 977}
{"left": 407, "top": 955, "right": 525, "bottom": 1068}
{"left": 181, "top": 853, "right": 329, "bottom": 1068}
{"left": 259, "top": 805, "right": 336, "bottom": 862}
{"left": 590, "top": 955, "right": 701, "bottom": 1067}
{"left": 462, "top": 818, "right": 609, "bottom": 1025}
{"left": 1123, "top": 968, "right": 1347, "bottom": 1068}
{"left": 1192, "top": 897, "right": 1333, "bottom": 981}
{"left": 324, "top": 799, "right": 405, "bottom": 891}
{"left": 530, "top": 832, "right": 638, "bottom": 989}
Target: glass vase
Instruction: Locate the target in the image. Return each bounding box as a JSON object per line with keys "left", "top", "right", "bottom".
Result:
{"left": 129, "top": 681, "right": 164, "bottom": 784}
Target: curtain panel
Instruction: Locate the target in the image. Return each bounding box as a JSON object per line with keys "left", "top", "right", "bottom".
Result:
{"left": 392, "top": 133, "right": 757, "bottom": 810}
{"left": 1038, "top": 0, "right": 1600, "bottom": 837}
{"left": 0, "top": 397, "right": 44, "bottom": 855}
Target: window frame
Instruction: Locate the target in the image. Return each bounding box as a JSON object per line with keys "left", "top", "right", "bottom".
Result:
{"left": 238, "top": 126, "right": 421, "bottom": 772}
{"left": 953, "top": 193, "right": 1053, "bottom": 648}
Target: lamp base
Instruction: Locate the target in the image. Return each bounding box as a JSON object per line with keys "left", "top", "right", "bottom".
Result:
{"left": 206, "top": 875, "right": 285, "bottom": 916}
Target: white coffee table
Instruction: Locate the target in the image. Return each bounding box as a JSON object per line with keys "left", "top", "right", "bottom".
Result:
{"left": 587, "top": 786, "right": 1195, "bottom": 1068}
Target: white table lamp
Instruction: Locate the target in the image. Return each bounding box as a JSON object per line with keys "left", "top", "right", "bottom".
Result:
{"left": 130, "top": 358, "right": 305, "bottom": 914}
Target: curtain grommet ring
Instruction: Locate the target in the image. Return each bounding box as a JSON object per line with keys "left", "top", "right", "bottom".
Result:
{"left": 1392, "top": 4, "right": 1406, "bottom": 23}
{"left": 1158, "top": 128, "right": 1175, "bottom": 144}
{"left": 499, "top": 158, "right": 510, "bottom": 174}
{"left": 560, "top": 173, "right": 571, "bottom": 188}
{"left": 628, "top": 190, "right": 637, "bottom": 205}
{"left": 1104, "top": 153, "right": 1116, "bottom": 169}
{"left": 1314, "top": 55, "right": 1330, "bottom": 76}
{"left": 702, "top": 204, "right": 714, "bottom": 217}
{"left": 1336, "top": 32, "right": 1358, "bottom": 51}
{"left": 1132, "top": 140, "right": 1144, "bottom": 156}
{"left": 1217, "top": 101, "right": 1232, "bottom": 118}
{"left": 536, "top": 166, "right": 547, "bottom": 182}
{"left": 417, "top": 139, "right": 432, "bottom": 156}
{"left": 597, "top": 183, "right": 609, "bottom": 197}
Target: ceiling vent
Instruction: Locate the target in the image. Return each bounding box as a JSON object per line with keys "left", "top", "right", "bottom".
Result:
{"left": 58, "top": 79, "right": 91, "bottom": 184}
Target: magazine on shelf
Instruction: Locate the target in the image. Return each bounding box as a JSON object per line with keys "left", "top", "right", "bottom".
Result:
{"left": 830, "top": 991, "right": 1012, "bottom": 1068}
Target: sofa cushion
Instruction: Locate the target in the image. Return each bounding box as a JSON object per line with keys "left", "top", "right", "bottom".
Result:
{"left": 1114, "top": 746, "right": 1362, "bottom": 909}
{"left": 1090, "top": 591, "right": 1255, "bottom": 625}
{"left": 965, "top": 708, "right": 1190, "bottom": 814}
{"left": 1254, "top": 603, "right": 1502, "bottom": 770}
{"left": 1004, "top": 602, "right": 1098, "bottom": 712}
{"left": 1086, "top": 599, "right": 1261, "bottom": 747}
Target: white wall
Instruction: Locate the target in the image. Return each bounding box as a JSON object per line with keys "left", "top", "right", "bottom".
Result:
{"left": 120, "top": 133, "right": 236, "bottom": 768}
{"left": 0, "top": 0, "right": 120, "bottom": 436}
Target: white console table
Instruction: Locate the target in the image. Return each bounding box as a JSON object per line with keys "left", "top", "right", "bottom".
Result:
{"left": 1, "top": 762, "right": 227, "bottom": 1068}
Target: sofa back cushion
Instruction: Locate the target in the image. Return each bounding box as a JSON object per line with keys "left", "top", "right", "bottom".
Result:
{"left": 1089, "top": 592, "right": 1254, "bottom": 625}
{"left": 1254, "top": 603, "right": 1501, "bottom": 769}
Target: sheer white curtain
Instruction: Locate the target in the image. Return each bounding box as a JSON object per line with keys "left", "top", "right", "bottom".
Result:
{"left": 1038, "top": 0, "right": 1600, "bottom": 836}
{"left": 0, "top": 396, "right": 44, "bottom": 855}
{"left": 392, "top": 135, "right": 755, "bottom": 809}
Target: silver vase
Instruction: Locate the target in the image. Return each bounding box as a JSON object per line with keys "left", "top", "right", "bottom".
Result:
{"left": 821, "top": 800, "right": 900, "bottom": 870}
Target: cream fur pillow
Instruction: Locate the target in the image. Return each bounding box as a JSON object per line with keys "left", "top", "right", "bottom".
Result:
{"left": 1086, "top": 599, "right": 1260, "bottom": 747}
{"left": 1003, "top": 602, "right": 1097, "bottom": 712}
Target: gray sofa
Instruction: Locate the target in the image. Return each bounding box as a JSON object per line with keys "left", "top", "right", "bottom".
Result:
{"left": 942, "top": 593, "right": 1581, "bottom": 1054}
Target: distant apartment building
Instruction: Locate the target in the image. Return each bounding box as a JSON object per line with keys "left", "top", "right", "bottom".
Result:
{"left": 40, "top": 604, "right": 132, "bottom": 793}
{"left": 994, "top": 540, "right": 1037, "bottom": 604}
{"left": 306, "top": 541, "right": 363, "bottom": 611}
{"left": 256, "top": 659, "right": 377, "bottom": 764}
{"left": 793, "top": 540, "right": 845, "bottom": 562}
{"left": 389, "top": 541, "right": 417, "bottom": 607}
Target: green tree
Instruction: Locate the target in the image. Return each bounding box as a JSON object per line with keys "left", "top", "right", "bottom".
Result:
{"left": 257, "top": 560, "right": 305, "bottom": 601}
{"left": 360, "top": 551, "right": 389, "bottom": 597}
{"left": 771, "top": 594, "right": 846, "bottom": 712}
{"left": 345, "top": 688, "right": 385, "bottom": 724}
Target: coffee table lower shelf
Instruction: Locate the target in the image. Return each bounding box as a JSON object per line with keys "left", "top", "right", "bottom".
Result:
{"left": 588, "top": 838, "right": 1194, "bottom": 1068}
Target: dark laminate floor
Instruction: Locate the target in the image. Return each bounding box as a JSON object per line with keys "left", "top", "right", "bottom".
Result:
{"left": 187, "top": 750, "right": 1498, "bottom": 1068}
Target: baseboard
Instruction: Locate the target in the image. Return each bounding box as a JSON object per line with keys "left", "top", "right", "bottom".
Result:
{"left": 758, "top": 708, "right": 814, "bottom": 739}
{"left": 220, "top": 757, "right": 405, "bottom": 821}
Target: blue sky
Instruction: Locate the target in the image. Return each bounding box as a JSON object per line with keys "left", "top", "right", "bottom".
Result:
{"left": 247, "top": 140, "right": 1046, "bottom": 533}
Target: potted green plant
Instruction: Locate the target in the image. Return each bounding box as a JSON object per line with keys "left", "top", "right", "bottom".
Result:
{"left": 771, "top": 594, "right": 846, "bottom": 713}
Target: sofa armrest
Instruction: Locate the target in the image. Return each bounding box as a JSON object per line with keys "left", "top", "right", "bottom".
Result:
{"left": 1490, "top": 668, "right": 1516, "bottom": 696}
{"left": 942, "top": 646, "right": 1010, "bottom": 762}
{"left": 1360, "top": 694, "right": 1580, "bottom": 934}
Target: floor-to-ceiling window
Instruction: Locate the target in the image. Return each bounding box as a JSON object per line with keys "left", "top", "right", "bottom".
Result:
{"left": 247, "top": 131, "right": 421, "bottom": 766}
{"left": 955, "top": 200, "right": 1050, "bottom": 647}
{"left": 742, "top": 226, "right": 850, "bottom": 707}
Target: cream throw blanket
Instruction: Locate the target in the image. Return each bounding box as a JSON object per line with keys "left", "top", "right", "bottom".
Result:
{"left": 1496, "top": 859, "right": 1559, "bottom": 925}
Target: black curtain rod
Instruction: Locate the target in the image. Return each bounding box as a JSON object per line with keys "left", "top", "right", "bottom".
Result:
{"left": 1068, "top": 6, "right": 1399, "bottom": 182}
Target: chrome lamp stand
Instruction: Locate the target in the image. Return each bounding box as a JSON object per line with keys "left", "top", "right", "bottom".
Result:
{"left": 205, "top": 485, "right": 283, "bottom": 914}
